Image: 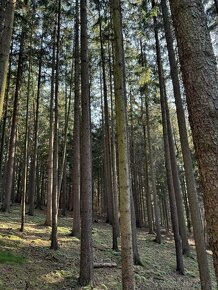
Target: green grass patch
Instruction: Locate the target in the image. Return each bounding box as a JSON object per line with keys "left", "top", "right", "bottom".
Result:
{"left": 0, "top": 251, "right": 26, "bottom": 265}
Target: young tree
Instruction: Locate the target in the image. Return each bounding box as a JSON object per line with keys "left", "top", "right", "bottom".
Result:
{"left": 169, "top": 0, "right": 218, "bottom": 286}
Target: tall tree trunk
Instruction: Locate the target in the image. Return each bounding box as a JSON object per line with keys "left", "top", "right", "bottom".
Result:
{"left": 146, "top": 101, "right": 161, "bottom": 244}
{"left": 111, "top": 0, "right": 135, "bottom": 289}
{"left": 98, "top": 3, "right": 118, "bottom": 250}
{"left": 109, "top": 40, "right": 120, "bottom": 249}
{"left": 28, "top": 37, "right": 43, "bottom": 216}
{"left": 71, "top": 0, "right": 81, "bottom": 237}
{"left": 142, "top": 115, "right": 154, "bottom": 234}
{"left": 0, "top": 0, "right": 16, "bottom": 119}
{"left": 169, "top": 0, "right": 218, "bottom": 285}
{"left": 20, "top": 31, "right": 32, "bottom": 231}
{"left": 51, "top": 0, "right": 61, "bottom": 251}
{"left": 45, "top": 24, "right": 56, "bottom": 226}
{"left": 161, "top": 1, "right": 211, "bottom": 287}
{"left": 165, "top": 94, "right": 190, "bottom": 256}
{"left": 153, "top": 1, "right": 184, "bottom": 274}
{"left": 2, "top": 26, "right": 25, "bottom": 212}
{"left": 0, "top": 43, "right": 13, "bottom": 201}
{"left": 79, "top": 0, "right": 93, "bottom": 285}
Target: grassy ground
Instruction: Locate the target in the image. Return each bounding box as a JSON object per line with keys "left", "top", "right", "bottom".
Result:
{"left": 0, "top": 205, "right": 216, "bottom": 290}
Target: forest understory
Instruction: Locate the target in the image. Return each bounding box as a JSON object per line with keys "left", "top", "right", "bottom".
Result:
{"left": 0, "top": 206, "right": 216, "bottom": 290}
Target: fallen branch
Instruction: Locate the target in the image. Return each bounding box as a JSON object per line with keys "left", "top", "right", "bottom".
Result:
{"left": 94, "top": 262, "right": 117, "bottom": 269}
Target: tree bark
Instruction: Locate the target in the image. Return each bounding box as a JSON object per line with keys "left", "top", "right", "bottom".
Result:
{"left": 111, "top": 0, "right": 135, "bottom": 288}
{"left": 51, "top": 0, "right": 61, "bottom": 251}
{"left": 0, "top": 0, "right": 16, "bottom": 119}
{"left": 146, "top": 101, "right": 161, "bottom": 244}
{"left": 45, "top": 24, "right": 56, "bottom": 227}
{"left": 153, "top": 1, "right": 184, "bottom": 274}
{"left": 79, "top": 0, "right": 93, "bottom": 285}
{"left": 28, "top": 36, "right": 43, "bottom": 216}
{"left": 2, "top": 24, "right": 25, "bottom": 212}
{"left": 161, "top": 0, "right": 211, "bottom": 287}
{"left": 169, "top": 0, "right": 218, "bottom": 285}
{"left": 71, "top": 0, "right": 81, "bottom": 237}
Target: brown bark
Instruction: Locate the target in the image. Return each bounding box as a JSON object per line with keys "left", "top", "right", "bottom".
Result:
{"left": 20, "top": 31, "right": 32, "bottom": 231}
{"left": 45, "top": 24, "right": 56, "bottom": 227}
{"left": 51, "top": 0, "right": 61, "bottom": 251}
{"left": 0, "top": 0, "right": 16, "bottom": 119}
{"left": 28, "top": 37, "right": 43, "bottom": 216}
{"left": 79, "top": 0, "right": 93, "bottom": 285}
{"left": 71, "top": 0, "right": 81, "bottom": 238}
{"left": 110, "top": 0, "right": 135, "bottom": 288}
{"left": 146, "top": 101, "right": 161, "bottom": 244}
{"left": 161, "top": 1, "right": 211, "bottom": 287}
{"left": 165, "top": 94, "right": 190, "bottom": 256}
{"left": 169, "top": 0, "right": 218, "bottom": 285}
{"left": 152, "top": 1, "right": 184, "bottom": 273}
{"left": 2, "top": 25, "right": 25, "bottom": 212}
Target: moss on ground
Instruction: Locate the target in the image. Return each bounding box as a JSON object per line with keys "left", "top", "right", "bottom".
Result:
{"left": 0, "top": 251, "right": 25, "bottom": 265}
{"left": 0, "top": 206, "right": 216, "bottom": 289}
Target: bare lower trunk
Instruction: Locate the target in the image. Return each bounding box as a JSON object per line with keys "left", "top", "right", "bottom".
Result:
{"left": 161, "top": 1, "right": 211, "bottom": 287}
{"left": 169, "top": 0, "right": 218, "bottom": 286}
{"left": 111, "top": 0, "right": 135, "bottom": 288}
{"left": 152, "top": 2, "right": 184, "bottom": 273}
{"left": 79, "top": 0, "right": 93, "bottom": 285}
{"left": 71, "top": 0, "right": 81, "bottom": 238}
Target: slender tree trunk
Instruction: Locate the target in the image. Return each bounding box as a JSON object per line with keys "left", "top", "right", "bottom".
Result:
{"left": 165, "top": 94, "right": 190, "bottom": 256}
{"left": 51, "top": 0, "right": 61, "bottom": 251}
{"left": 79, "top": 0, "right": 93, "bottom": 285}
{"left": 61, "top": 161, "right": 67, "bottom": 217}
{"left": 146, "top": 101, "right": 161, "bottom": 244}
{"left": 161, "top": 2, "right": 211, "bottom": 284}
{"left": 2, "top": 27, "right": 25, "bottom": 212}
{"left": 20, "top": 32, "right": 32, "bottom": 231}
{"left": 71, "top": 0, "right": 81, "bottom": 237}
{"left": 142, "top": 114, "right": 154, "bottom": 234}
{"left": 153, "top": 2, "right": 184, "bottom": 274}
{"left": 169, "top": 0, "right": 218, "bottom": 286}
{"left": 28, "top": 37, "right": 43, "bottom": 216}
{"left": 98, "top": 4, "right": 118, "bottom": 250}
{"left": 58, "top": 88, "right": 71, "bottom": 206}
{"left": 0, "top": 43, "right": 13, "bottom": 201}
{"left": 45, "top": 24, "right": 56, "bottom": 227}
{"left": 109, "top": 40, "right": 120, "bottom": 249}
{"left": 0, "top": 0, "right": 16, "bottom": 119}
{"left": 111, "top": 0, "right": 135, "bottom": 288}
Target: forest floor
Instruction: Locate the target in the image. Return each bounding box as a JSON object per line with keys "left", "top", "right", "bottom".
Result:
{"left": 0, "top": 206, "right": 216, "bottom": 290}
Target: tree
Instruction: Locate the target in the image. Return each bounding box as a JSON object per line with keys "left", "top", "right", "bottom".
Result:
{"left": 153, "top": 2, "right": 184, "bottom": 274}
{"left": 161, "top": 0, "right": 211, "bottom": 287}
{"left": 0, "top": 0, "right": 16, "bottom": 119}
{"left": 79, "top": 0, "right": 93, "bottom": 285}
{"left": 169, "top": 0, "right": 218, "bottom": 286}
{"left": 50, "top": 0, "right": 61, "bottom": 251}
{"left": 71, "top": 0, "right": 81, "bottom": 238}
{"left": 2, "top": 6, "right": 27, "bottom": 212}
{"left": 110, "top": 0, "right": 135, "bottom": 289}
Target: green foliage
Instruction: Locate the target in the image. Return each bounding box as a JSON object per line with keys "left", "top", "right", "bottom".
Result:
{"left": 0, "top": 251, "right": 26, "bottom": 265}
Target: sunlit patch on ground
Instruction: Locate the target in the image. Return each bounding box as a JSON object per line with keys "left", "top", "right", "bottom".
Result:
{"left": 0, "top": 206, "right": 216, "bottom": 289}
